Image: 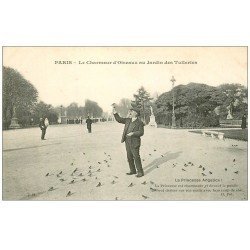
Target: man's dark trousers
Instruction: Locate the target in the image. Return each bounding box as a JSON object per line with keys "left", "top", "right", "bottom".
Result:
{"left": 41, "top": 128, "right": 46, "bottom": 139}
{"left": 125, "top": 138, "right": 143, "bottom": 174}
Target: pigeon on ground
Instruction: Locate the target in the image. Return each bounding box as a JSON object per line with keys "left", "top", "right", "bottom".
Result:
{"left": 188, "top": 162, "right": 192, "bottom": 164}
{"left": 161, "top": 155, "right": 164, "bottom": 157}
{"left": 111, "top": 180, "right": 116, "bottom": 184}
{"left": 154, "top": 149, "right": 157, "bottom": 151}
{"left": 141, "top": 181, "right": 147, "bottom": 185}
{"left": 202, "top": 173, "right": 206, "bottom": 176}
{"left": 104, "top": 152, "right": 106, "bottom": 155}
{"left": 48, "top": 187, "right": 55, "bottom": 191}
{"left": 149, "top": 154, "right": 152, "bottom": 156}
{"left": 82, "top": 178, "right": 86, "bottom": 182}
{"left": 234, "top": 171, "right": 239, "bottom": 174}
{"left": 114, "top": 176, "right": 119, "bottom": 179}
{"left": 115, "top": 197, "right": 118, "bottom": 200}
{"left": 78, "top": 173, "right": 83, "bottom": 176}
{"left": 60, "top": 178, "right": 65, "bottom": 182}
{"left": 198, "top": 165, "right": 202, "bottom": 168}
{"left": 45, "top": 173, "right": 49, "bottom": 177}
{"left": 156, "top": 165, "right": 159, "bottom": 168}
{"left": 96, "top": 182, "right": 102, "bottom": 187}
{"left": 233, "top": 159, "right": 236, "bottom": 162}
{"left": 209, "top": 171, "right": 213, "bottom": 175}
{"left": 142, "top": 195, "right": 149, "bottom": 199}
{"left": 66, "top": 191, "right": 72, "bottom": 197}
{"left": 98, "top": 162, "right": 101, "bottom": 164}
{"left": 128, "top": 183, "right": 134, "bottom": 187}
{"left": 95, "top": 177, "right": 98, "bottom": 180}
{"left": 88, "top": 173, "right": 92, "bottom": 177}
{"left": 83, "top": 152, "right": 85, "bottom": 155}
{"left": 184, "top": 163, "right": 188, "bottom": 167}
{"left": 150, "top": 187, "right": 156, "bottom": 192}
{"left": 97, "top": 169, "right": 101, "bottom": 172}
{"left": 59, "top": 171, "right": 62, "bottom": 174}
{"left": 182, "top": 168, "right": 186, "bottom": 171}
{"left": 150, "top": 181, "right": 155, "bottom": 185}
{"left": 89, "top": 166, "right": 92, "bottom": 169}
{"left": 88, "top": 170, "right": 92, "bottom": 174}
{"left": 73, "top": 168, "right": 78, "bottom": 173}
{"left": 142, "top": 159, "right": 145, "bottom": 161}
{"left": 71, "top": 163, "right": 74, "bottom": 166}
{"left": 202, "top": 167, "right": 205, "bottom": 171}
{"left": 70, "top": 180, "right": 75, "bottom": 184}
{"left": 107, "top": 165, "right": 110, "bottom": 167}
{"left": 225, "top": 168, "right": 227, "bottom": 171}
{"left": 56, "top": 174, "right": 61, "bottom": 178}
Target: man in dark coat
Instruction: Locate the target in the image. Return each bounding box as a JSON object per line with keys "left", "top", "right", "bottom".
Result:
{"left": 39, "top": 117, "right": 47, "bottom": 140}
{"left": 86, "top": 116, "right": 93, "bottom": 133}
{"left": 113, "top": 106, "right": 145, "bottom": 177}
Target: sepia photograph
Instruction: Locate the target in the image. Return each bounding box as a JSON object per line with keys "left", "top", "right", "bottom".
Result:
{"left": 2, "top": 46, "right": 248, "bottom": 201}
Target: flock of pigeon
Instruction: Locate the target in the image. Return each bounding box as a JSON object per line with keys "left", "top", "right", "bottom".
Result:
{"left": 43, "top": 150, "right": 163, "bottom": 200}
{"left": 42, "top": 146, "right": 240, "bottom": 200}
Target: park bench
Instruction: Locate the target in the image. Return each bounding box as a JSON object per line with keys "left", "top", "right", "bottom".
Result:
{"left": 202, "top": 130, "right": 224, "bottom": 140}
{"left": 220, "top": 119, "right": 242, "bottom": 128}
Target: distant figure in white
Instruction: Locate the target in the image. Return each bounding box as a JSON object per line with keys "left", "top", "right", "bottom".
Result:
{"left": 45, "top": 117, "right": 49, "bottom": 127}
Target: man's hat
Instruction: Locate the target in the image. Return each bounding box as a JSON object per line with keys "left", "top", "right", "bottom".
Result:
{"left": 129, "top": 107, "right": 140, "bottom": 116}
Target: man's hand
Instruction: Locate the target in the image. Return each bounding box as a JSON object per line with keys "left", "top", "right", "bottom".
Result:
{"left": 126, "top": 132, "right": 134, "bottom": 137}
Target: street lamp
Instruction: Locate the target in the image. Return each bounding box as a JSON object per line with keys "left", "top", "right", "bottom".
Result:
{"left": 60, "top": 105, "right": 63, "bottom": 116}
{"left": 170, "top": 76, "right": 176, "bottom": 128}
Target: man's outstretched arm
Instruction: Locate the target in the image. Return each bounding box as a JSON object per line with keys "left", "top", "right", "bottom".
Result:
{"left": 113, "top": 111, "right": 127, "bottom": 124}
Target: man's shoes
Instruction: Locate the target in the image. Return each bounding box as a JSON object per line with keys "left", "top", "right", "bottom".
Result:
{"left": 126, "top": 172, "right": 136, "bottom": 175}
{"left": 136, "top": 172, "right": 144, "bottom": 178}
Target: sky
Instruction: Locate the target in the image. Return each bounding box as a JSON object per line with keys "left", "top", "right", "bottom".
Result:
{"left": 3, "top": 47, "right": 247, "bottom": 113}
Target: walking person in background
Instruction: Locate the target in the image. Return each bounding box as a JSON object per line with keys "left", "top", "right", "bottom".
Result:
{"left": 113, "top": 104, "right": 145, "bottom": 178}
{"left": 241, "top": 114, "right": 247, "bottom": 129}
{"left": 86, "top": 116, "right": 93, "bottom": 133}
{"left": 39, "top": 117, "right": 47, "bottom": 140}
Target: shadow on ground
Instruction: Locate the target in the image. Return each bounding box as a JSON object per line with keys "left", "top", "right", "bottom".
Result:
{"left": 144, "top": 151, "right": 182, "bottom": 175}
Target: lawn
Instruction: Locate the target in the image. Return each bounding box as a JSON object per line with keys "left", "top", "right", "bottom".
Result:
{"left": 189, "top": 129, "right": 248, "bottom": 141}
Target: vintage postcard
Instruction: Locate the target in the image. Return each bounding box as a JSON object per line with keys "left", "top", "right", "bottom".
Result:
{"left": 2, "top": 46, "right": 248, "bottom": 200}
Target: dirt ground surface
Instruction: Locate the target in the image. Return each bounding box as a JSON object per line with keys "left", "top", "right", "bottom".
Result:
{"left": 2, "top": 122, "right": 248, "bottom": 201}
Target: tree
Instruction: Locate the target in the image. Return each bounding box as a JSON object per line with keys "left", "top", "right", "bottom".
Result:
{"left": 66, "top": 102, "right": 80, "bottom": 119}
{"left": 116, "top": 98, "right": 131, "bottom": 117}
{"left": 2, "top": 66, "right": 38, "bottom": 129}
{"left": 217, "top": 83, "right": 247, "bottom": 119}
{"left": 84, "top": 99, "right": 103, "bottom": 118}
{"left": 33, "top": 101, "right": 58, "bottom": 124}
{"left": 131, "top": 86, "right": 153, "bottom": 124}
{"left": 155, "top": 83, "right": 224, "bottom": 128}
